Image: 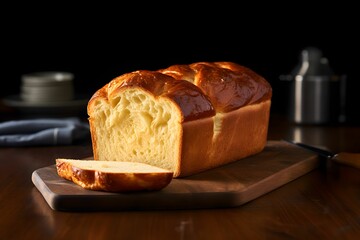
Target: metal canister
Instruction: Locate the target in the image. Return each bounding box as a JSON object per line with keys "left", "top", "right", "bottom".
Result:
{"left": 281, "top": 47, "right": 346, "bottom": 124}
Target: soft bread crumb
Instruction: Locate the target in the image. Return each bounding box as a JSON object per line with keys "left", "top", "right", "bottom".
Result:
{"left": 57, "top": 159, "right": 173, "bottom": 173}
{"left": 90, "top": 88, "right": 182, "bottom": 172}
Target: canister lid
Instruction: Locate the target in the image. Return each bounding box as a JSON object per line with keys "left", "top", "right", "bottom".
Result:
{"left": 290, "top": 47, "right": 334, "bottom": 77}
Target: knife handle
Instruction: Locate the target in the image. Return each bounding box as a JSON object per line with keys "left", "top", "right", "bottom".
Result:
{"left": 333, "top": 153, "right": 360, "bottom": 169}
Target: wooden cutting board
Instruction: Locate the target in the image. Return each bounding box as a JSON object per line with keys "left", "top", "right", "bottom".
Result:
{"left": 32, "top": 140, "right": 320, "bottom": 211}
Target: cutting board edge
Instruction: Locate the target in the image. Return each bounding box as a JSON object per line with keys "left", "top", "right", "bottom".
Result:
{"left": 234, "top": 154, "right": 320, "bottom": 204}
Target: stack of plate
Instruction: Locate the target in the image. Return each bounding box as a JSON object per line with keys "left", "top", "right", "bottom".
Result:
{"left": 2, "top": 71, "right": 89, "bottom": 117}
{"left": 20, "top": 72, "right": 74, "bottom": 103}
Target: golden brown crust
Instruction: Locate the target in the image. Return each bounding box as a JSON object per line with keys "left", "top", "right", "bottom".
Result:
{"left": 88, "top": 70, "right": 216, "bottom": 122}
{"left": 159, "top": 61, "right": 272, "bottom": 113}
{"left": 179, "top": 100, "right": 271, "bottom": 177}
{"left": 88, "top": 62, "right": 272, "bottom": 122}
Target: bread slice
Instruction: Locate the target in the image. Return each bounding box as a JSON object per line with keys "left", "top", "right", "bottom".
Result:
{"left": 55, "top": 158, "right": 173, "bottom": 192}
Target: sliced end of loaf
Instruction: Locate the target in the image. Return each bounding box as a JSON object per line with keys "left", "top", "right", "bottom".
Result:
{"left": 89, "top": 87, "right": 183, "bottom": 176}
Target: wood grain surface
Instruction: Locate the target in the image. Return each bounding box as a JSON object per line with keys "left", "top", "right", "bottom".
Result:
{"left": 32, "top": 140, "right": 319, "bottom": 211}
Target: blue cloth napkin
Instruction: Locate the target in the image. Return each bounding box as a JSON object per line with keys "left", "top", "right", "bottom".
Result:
{"left": 0, "top": 118, "right": 90, "bottom": 146}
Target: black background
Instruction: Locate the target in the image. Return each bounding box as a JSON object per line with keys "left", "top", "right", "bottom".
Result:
{"left": 2, "top": 3, "right": 359, "bottom": 123}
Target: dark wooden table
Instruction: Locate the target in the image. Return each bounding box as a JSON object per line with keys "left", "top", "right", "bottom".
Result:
{"left": 1, "top": 113, "right": 360, "bottom": 239}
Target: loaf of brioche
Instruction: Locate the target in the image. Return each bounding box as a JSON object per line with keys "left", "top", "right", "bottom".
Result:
{"left": 55, "top": 159, "right": 173, "bottom": 192}
{"left": 87, "top": 61, "right": 272, "bottom": 178}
